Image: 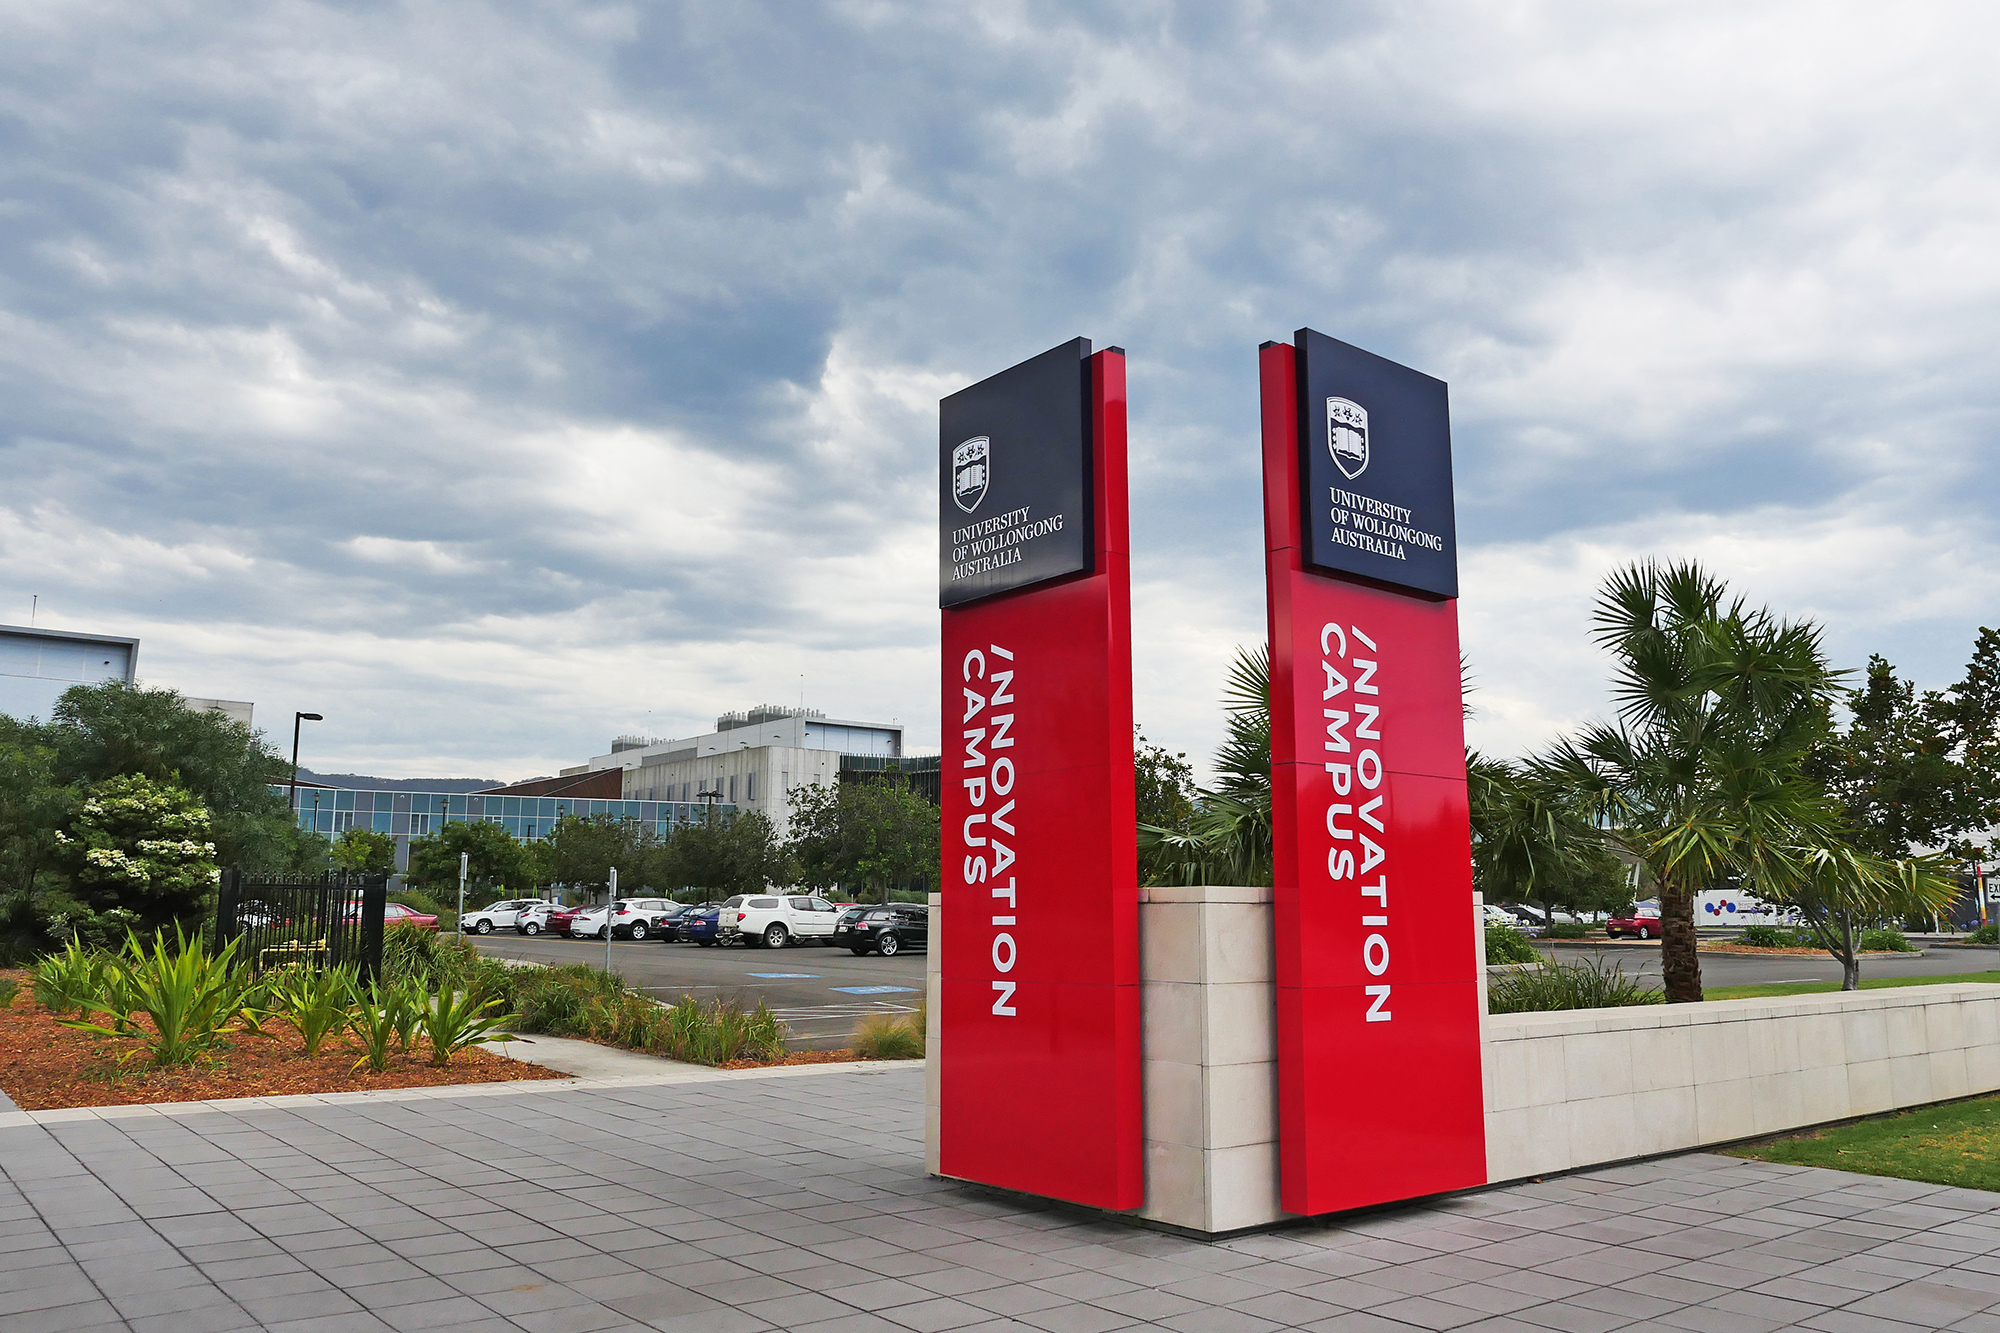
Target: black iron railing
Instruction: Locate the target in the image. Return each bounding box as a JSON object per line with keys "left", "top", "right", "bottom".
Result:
{"left": 215, "top": 868, "right": 388, "bottom": 981}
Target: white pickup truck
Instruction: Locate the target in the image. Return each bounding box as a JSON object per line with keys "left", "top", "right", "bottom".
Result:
{"left": 716, "top": 893, "right": 844, "bottom": 948}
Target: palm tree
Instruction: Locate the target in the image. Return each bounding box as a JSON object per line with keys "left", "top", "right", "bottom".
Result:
{"left": 1139, "top": 647, "right": 1272, "bottom": 887}
{"left": 1535, "top": 560, "right": 1850, "bottom": 1001}
{"left": 1467, "top": 754, "right": 1613, "bottom": 926}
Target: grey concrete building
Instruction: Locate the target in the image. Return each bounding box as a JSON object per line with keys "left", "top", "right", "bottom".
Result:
{"left": 570, "top": 705, "right": 908, "bottom": 839}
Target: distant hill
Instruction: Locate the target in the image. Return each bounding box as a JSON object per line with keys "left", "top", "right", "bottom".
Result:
{"left": 295, "top": 769, "right": 506, "bottom": 793}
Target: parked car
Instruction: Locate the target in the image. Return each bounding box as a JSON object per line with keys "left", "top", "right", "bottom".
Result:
{"left": 717, "top": 893, "right": 845, "bottom": 948}
{"left": 382, "top": 902, "right": 439, "bottom": 931}
{"left": 462, "top": 898, "right": 552, "bottom": 936}
{"left": 514, "top": 902, "right": 563, "bottom": 936}
{"left": 1605, "top": 905, "right": 1664, "bottom": 940}
{"left": 654, "top": 902, "right": 721, "bottom": 941}
{"left": 832, "top": 905, "right": 929, "bottom": 956}
{"left": 679, "top": 906, "right": 721, "bottom": 946}
{"left": 604, "top": 898, "right": 680, "bottom": 940}
{"left": 547, "top": 904, "right": 595, "bottom": 938}
{"left": 1482, "top": 904, "right": 1539, "bottom": 936}
{"left": 238, "top": 899, "right": 285, "bottom": 928}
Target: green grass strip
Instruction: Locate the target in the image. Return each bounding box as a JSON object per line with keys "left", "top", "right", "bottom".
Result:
{"left": 1726, "top": 1094, "right": 2000, "bottom": 1192}
{"left": 1704, "top": 970, "right": 2000, "bottom": 1001}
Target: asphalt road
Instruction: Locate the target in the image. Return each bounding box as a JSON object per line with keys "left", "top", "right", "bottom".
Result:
{"left": 468, "top": 932, "right": 927, "bottom": 1049}
{"left": 1540, "top": 940, "right": 2000, "bottom": 988}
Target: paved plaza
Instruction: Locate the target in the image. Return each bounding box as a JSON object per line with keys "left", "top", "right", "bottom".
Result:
{"left": 5, "top": 1066, "right": 2000, "bottom": 1333}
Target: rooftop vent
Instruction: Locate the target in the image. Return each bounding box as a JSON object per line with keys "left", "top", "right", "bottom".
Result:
{"left": 715, "top": 704, "right": 826, "bottom": 732}
{"left": 610, "top": 734, "right": 657, "bottom": 753}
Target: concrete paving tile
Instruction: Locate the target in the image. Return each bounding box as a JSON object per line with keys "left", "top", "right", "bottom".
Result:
{"left": 1655, "top": 1305, "right": 1786, "bottom": 1333}
{"left": 1799, "top": 1312, "right": 1935, "bottom": 1333}
{"left": 375, "top": 1295, "right": 509, "bottom": 1331}
{"left": 1299, "top": 1313, "right": 1427, "bottom": 1333}
{"left": 878, "top": 1295, "right": 995, "bottom": 1331}
{"left": 1369, "top": 1293, "right": 1493, "bottom": 1329}
{"left": 1156, "top": 1307, "right": 1285, "bottom": 1333}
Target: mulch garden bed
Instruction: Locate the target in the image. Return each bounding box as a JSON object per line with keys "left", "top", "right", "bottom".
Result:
{"left": 0, "top": 974, "right": 566, "bottom": 1111}
{"left": 717, "top": 1049, "right": 867, "bottom": 1070}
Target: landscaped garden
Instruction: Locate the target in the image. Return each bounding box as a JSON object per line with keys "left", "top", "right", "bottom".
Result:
{"left": 0, "top": 921, "right": 928, "bottom": 1112}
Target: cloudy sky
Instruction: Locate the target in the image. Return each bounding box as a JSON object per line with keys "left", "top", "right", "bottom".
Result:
{"left": 5, "top": 1, "right": 1998, "bottom": 781}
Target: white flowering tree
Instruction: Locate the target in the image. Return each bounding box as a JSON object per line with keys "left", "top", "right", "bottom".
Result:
{"left": 57, "top": 774, "right": 218, "bottom": 937}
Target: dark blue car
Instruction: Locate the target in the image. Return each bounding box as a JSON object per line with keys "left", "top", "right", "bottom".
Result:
{"left": 679, "top": 907, "right": 721, "bottom": 946}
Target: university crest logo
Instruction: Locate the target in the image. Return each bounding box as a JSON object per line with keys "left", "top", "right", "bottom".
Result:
{"left": 1326, "top": 397, "right": 1369, "bottom": 480}
{"left": 952, "top": 436, "right": 990, "bottom": 513}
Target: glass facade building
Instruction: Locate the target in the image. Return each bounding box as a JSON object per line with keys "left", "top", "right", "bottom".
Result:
{"left": 278, "top": 786, "right": 736, "bottom": 844}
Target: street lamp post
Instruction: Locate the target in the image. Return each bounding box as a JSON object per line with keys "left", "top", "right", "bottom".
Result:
{"left": 289, "top": 712, "right": 324, "bottom": 816}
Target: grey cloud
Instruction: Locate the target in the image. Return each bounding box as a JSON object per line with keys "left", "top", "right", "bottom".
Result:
{"left": 4, "top": 1, "right": 1999, "bottom": 775}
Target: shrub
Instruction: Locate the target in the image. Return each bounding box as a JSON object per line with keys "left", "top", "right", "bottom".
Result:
{"left": 466, "top": 957, "right": 518, "bottom": 1008}
{"left": 33, "top": 938, "right": 111, "bottom": 1016}
{"left": 1738, "top": 925, "right": 1788, "bottom": 947}
{"left": 1859, "top": 927, "right": 1917, "bottom": 953}
{"left": 510, "top": 965, "right": 623, "bottom": 1037}
{"left": 1484, "top": 925, "right": 1539, "bottom": 965}
{"left": 419, "top": 988, "right": 515, "bottom": 1066}
{"left": 657, "top": 995, "right": 787, "bottom": 1065}
{"left": 383, "top": 922, "right": 482, "bottom": 993}
{"left": 66, "top": 926, "right": 258, "bottom": 1068}
{"left": 0, "top": 977, "right": 16, "bottom": 1008}
{"left": 266, "top": 963, "right": 359, "bottom": 1057}
{"left": 391, "top": 889, "right": 446, "bottom": 917}
{"left": 851, "top": 1011, "right": 923, "bottom": 1060}
{"left": 1544, "top": 922, "right": 1590, "bottom": 940}
{"left": 348, "top": 978, "right": 421, "bottom": 1072}
{"left": 1487, "top": 958, "right": 1664, "bottom": 1014}
{"left": 1968, "top": 922, "right": 1999, "bottom": 945}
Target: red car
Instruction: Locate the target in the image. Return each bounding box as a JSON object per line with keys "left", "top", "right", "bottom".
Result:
{"left": 384, "top": 902, "right": 439, "bottom": 931}
{"left": 1605, "top": 907, "right": 1662, "bottom": 940}
{"left": 545, "top": 904, "right": 592, "bottom": 937}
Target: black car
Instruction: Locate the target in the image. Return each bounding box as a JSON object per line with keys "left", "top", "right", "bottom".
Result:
{"left": 832, "top": 905, "right": 929, "bottom": 957}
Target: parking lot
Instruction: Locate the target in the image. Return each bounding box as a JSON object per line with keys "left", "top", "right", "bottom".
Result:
{"left": 468, "top": 931, "right": 928, "bottom": 1048}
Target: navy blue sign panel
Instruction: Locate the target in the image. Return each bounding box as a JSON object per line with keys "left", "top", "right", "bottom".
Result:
{"left": 939, "top": 338, "right": 1095, "bottom": 608}
{"left": 1294, "top": 328, "right": 1459, "bottom": 600}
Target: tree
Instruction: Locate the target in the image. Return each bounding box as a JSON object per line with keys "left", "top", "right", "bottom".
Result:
{"left": 0, "top": 730, "right": 81, "bottom": 961}
{"left": 57, "top": 773, "right": 217, "bottom": 938}
{"left": 662, "top": 810, "right": 790, "bottom": 897}
{"left": 1134, "top": 728, "right": 1197, "bottom": 833}
{"left": 789, "top": 777, "right": 938, "bottom": 903}
{"left": 30, "top": 680, "right": 320, "bottom": 873}
{"left": 1538, "top": 560, "right": 1953, "bottom": 999}
{"left": 330, "top": 827, "right": 397, "bottom": 876}
{"left": 405, "top": 820, "right": 528, "bottom": 907}
{"left": 1806, "top": 637, "right": 2000, "bottom": 874}
{"left": 1468, "top": 754, "right": 1623, "bottom": 922}
{"left": 542, "top": 813, "right": 647, "bottom": 896}
{"left": 1139, "top": 647, "right": 1273, "bottom": 887}
{"left": 1760, "top": 843, "right": 1959, "bottom": 989}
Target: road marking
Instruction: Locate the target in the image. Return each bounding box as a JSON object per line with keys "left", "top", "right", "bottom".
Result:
{"left": 746, "top": 973, "right": 822, "bottom": 978}
{"left": 769, "top": 1001, "right": 922, "bottom": 1022}
{"left": 830, "top": 985, "right": 919, "bottom": 995}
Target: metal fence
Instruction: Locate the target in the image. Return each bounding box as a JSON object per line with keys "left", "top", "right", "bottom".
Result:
{"left": 215, "top": 868, "right": 388, "bottom": 981}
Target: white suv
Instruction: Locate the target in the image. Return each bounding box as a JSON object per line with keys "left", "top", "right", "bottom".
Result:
{"left": 463, "top": 899, "right": 551, "bottom": 936}
{"left": 718, "top": 893, "right": 843, "bottom": 948}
